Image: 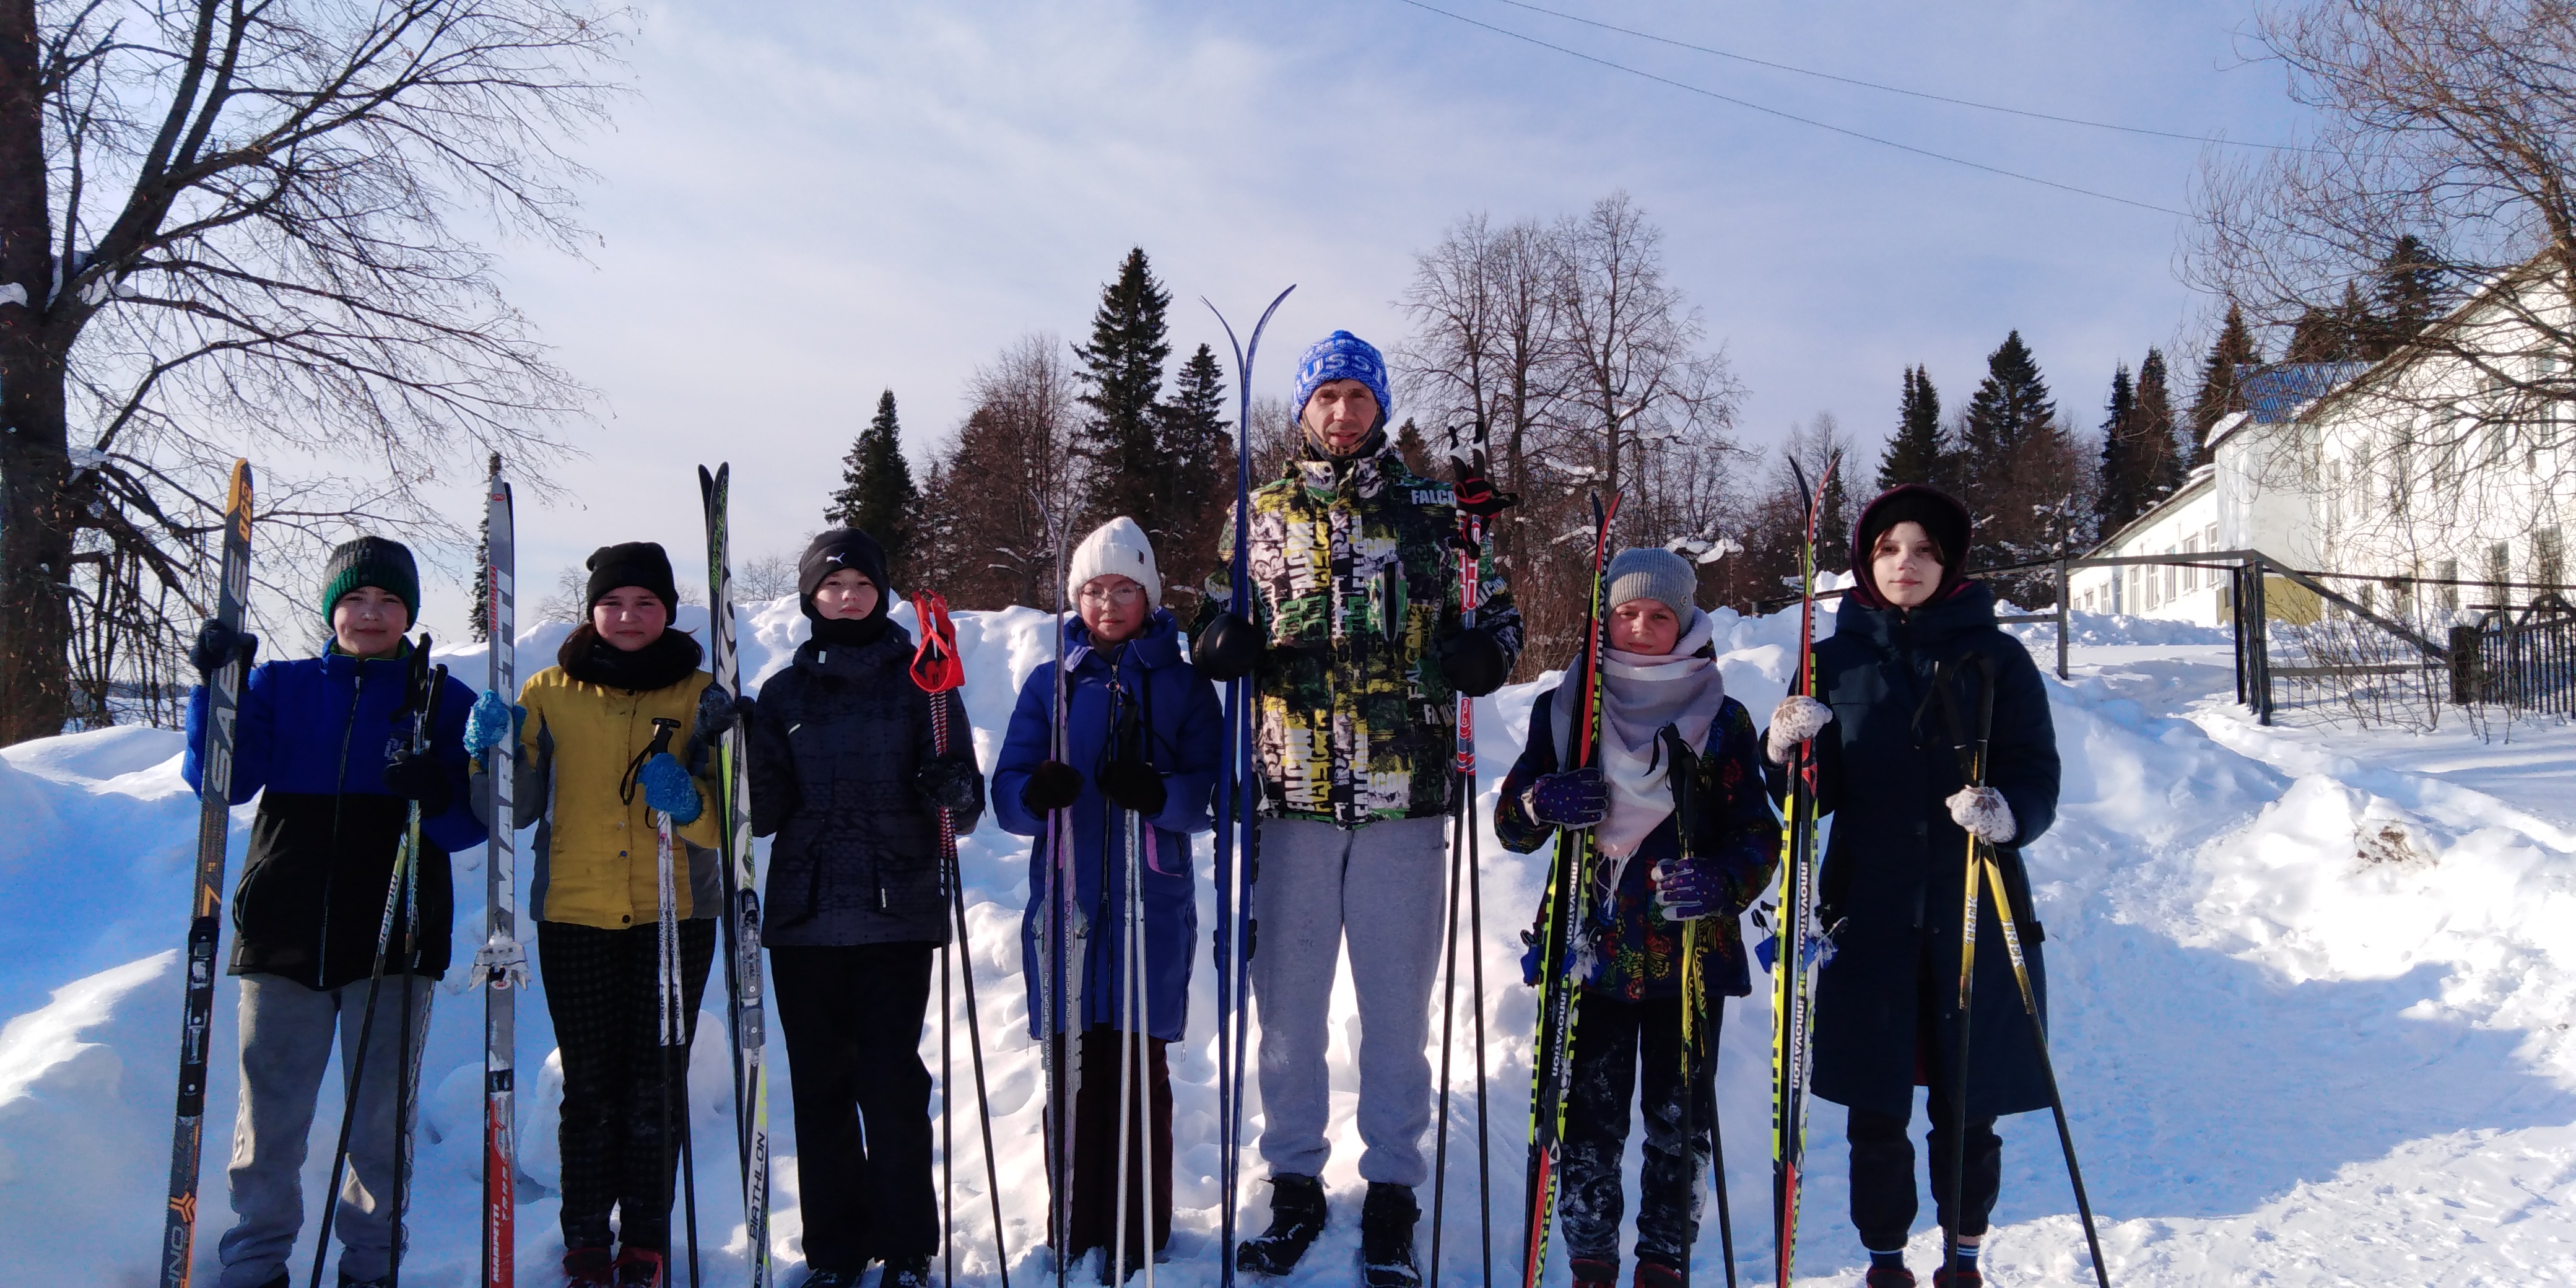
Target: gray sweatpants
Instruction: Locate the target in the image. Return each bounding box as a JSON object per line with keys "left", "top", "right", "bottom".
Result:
{"left": 1249, "top": 814, "right": 1448, "bottom": 1186}
{"left": 218, "top": 972, "right": 431, "bottom": 1288}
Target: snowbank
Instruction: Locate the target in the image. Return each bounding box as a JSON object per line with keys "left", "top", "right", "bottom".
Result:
{"left": 3, "top": 598, "right": 2572, "bottom": 1285}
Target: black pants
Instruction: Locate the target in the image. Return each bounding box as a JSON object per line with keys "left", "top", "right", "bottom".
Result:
{"left": 1045, "top": 1025, "right": 1174, "bottom": 1263}
{"left": 1847, "top": 1091, "right": 2000, "bottom": 1250}
{"left": 770, "top": 942, "right": 939, "bottom": 1271}
{"left": 1559, "top": 991, "right": 1716, "bottom": 1279}
{"left": 537, "top": 918, "right": 717, "bottom": 1254}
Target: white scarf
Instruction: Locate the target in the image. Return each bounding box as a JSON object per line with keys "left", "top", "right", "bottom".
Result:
{"left": 1549, "top": 609, "right": 1729, "bottom": 896}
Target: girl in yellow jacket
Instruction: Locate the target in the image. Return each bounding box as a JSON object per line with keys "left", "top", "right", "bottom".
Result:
{"left": 468, "top": 541, "right": 734, "bottom": 1288}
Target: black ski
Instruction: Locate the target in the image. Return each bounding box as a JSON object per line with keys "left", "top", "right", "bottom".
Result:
{"left": 159, "top": 459, "right": 255, "bottom": 1288}
{"left": 698, "top": 463, "right": 772, "bottom": 1287}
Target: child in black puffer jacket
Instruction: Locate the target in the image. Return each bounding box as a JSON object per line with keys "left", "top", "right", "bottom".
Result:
{"left": 743, "top": 528, "right": 983, "bottom": 1288}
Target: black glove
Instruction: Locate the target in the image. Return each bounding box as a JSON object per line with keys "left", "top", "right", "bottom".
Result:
{"left": 916, "top": 754, "right": 985, "bottom": 816}
{"left": 1193, "top": 613, "right": 1264, "bottom": 682}
{"left": 189, "top": 620, "right": 259, "bottom": 679}
{"left": 381, "top": 748, "right": 452, "bottom": 816}
{"left": 1448, "top": 450, "right": 1520, "bottom": 518}
{"left": 1021, "top": 760, "right": 1083, "bottom": 814}
{"left": 695, "top": 687, "right": 751, "bottom": 738}
{"left": 1439, "top": 625, "right": 1509, "bottom": 697}
{"left": 1096, "top": 759, "right": 1167, "bottom": 817}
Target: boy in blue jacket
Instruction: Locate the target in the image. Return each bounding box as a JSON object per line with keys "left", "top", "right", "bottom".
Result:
{"left": 993, "top": 518, "right": 1222, "bottom": 1284}
{"left": 183, "top": 536, "right": 482, "bottom": 1288}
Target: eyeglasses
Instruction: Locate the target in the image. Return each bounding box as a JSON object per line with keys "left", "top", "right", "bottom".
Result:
{"left": 1078, "top": 583, "right": 1144, "bottom": 606}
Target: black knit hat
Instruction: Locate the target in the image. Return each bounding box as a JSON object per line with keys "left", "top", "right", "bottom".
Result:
{"left": 319, "top": 536, "right": 420, "bottom": 629}
{"left": 1850, "top": 484, "right": 1972, "bottom": 609}
{"left": 798, "top": 528, "right": 890, "bottom": 623}
{"left": 584, "top": 541, "right": 681, "bottom": 613}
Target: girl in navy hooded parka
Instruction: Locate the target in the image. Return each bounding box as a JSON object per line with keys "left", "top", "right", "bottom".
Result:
{"left": 992, "top": 517, "right": 1222, "bottom": 1284}
{"left": 1762, "top": 485, "right": 2061, "bottom": 1288}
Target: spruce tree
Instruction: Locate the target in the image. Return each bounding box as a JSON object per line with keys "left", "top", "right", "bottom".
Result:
{"left": 827, "top": 389, "right": 921, "bottom": 578}
{"left": 1074, "top": 248, "right": 1175, "bottom": 537}
{"left": 1876, "top": 365, "right": 1946, "bottom": 492}
{"left": 2187, "top": 304, "right": 2264, "bottom": 465}
{"left": 469, "top": 453, "right": 495, "bottom": 643}
{"left": 2136, "top": 347, "right": 2183, "bottom": 498}
{"left": 1154, "top": 341, "right": 1231, "bottom": 606}
{"left": 1961, "top": 331, "right": 2056, "bottom": 487}
{"left": 2094, "top": 363, "right": 2140, "bottom": 535}
{"left": 2364, "top": 234, "right": 2440, "bottom": 359}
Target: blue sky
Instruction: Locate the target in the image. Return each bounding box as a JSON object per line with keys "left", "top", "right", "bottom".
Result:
{"left": 415, "top": 0, "right": 2315, "bottom": 637}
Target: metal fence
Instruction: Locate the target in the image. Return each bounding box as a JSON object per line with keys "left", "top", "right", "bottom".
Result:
{"left": 2448, "top": 594, "right": 2576, "bottom": 717}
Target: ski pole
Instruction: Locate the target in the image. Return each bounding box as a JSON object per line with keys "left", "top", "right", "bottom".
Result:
{"left": 907, "top": 588, "right": 1011, "bottom": 1286}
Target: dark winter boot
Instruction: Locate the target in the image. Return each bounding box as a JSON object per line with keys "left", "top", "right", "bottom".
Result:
{"left": 1358, "top": 1181, "right": 1422, "bottom": 1288}
{"left": 1235, "top": 1173, "right": 1328, "bottom": 1276}
{"left": 611, "top": 1248, "right": 665, "bottom": 1288}
{"left": 1634, "top": 1258, "right": 1686, "bottom": 1288}
{"left": 1930, "top": 1268, "right": 1981, "bottom": 1288}
{"left": 562, "top": 1247, "right": 615, "bottom": 1288}
{"left": 1863, "top": 1268, "right": 1919, "bottom": 1287}
{"left": 793, "top": 1273, "right": 867, "bottom": 1288}
{"left": 881, "top": 1255, "right": 933, "bottom": 1288}
{"left": 1570, "top": 1255, "right": 1619, "bottom": 1288}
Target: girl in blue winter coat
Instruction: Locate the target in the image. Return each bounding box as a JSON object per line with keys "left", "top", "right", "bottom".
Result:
{"left": 181, "top": 536, "right": 482, "bottom": 1288}
{"left": 992, "top": 517, "right": 1223, "bottom": 1285}
{"left": 1495, "top": 547, "right": 1779, "bottom": 1288}
{"left": 1760, "top": 486, "right": 2061, "bottom": 1288}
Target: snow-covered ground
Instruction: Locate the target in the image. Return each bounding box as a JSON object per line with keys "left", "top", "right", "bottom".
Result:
{"left": 2, "top": 598, "right": 2570, "bottom": 1286}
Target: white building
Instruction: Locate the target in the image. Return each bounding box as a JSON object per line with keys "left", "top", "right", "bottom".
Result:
{"left": 2069, "top": 259, "right": 2572, "bottom": 628}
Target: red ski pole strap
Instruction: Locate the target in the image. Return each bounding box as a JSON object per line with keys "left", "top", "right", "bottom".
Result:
{"left": 908, "top": 590, "right": 965, "bottom": 694}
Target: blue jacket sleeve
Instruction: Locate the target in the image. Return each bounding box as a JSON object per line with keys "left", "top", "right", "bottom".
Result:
{"left": 184, "top": 662, "right": 275, "bottom": 805}
{"left": 991, "top": 664, "right": 1057, "bottom": 838}
{"left": 422, "top": 673, "right": 490, "bottom": 853}
{"left": 1144, "top": 668, "right": 1223, "bottom": 837}
{"left": 1492, "top": 687, "right": 1561, "bottom": 855}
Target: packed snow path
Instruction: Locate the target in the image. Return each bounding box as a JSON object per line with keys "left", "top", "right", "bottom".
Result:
{"left": 1, "top": 599, "right": 2569, "bottom": 1285}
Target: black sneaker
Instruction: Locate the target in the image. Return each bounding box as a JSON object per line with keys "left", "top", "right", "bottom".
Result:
{"left": 1358, "top": 1181, "right": 1422, "bottom": 1288}
{"left": 1235, "top": 1173, "right": 1328, "bottom": 1276}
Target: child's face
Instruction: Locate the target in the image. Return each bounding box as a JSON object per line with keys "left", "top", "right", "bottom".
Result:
{"left": 591, "top": 587, "right": 669, "bottom": 652}
{"left": 332, "top": 587, "right": 409, "bottom": 659}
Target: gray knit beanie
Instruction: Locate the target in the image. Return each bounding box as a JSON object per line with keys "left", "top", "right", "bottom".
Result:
{"left": 1605, "top": 547, "right": 1697, "bottom": 619}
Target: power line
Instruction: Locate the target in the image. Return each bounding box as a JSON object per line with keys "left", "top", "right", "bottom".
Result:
{"left": 1391, "top": 0, "right": 2191, "bottom": 218}
{"left": 1481, "top": 0, "right": 2325, "bottom": 154}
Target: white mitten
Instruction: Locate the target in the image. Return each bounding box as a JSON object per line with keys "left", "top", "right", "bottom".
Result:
{"left": 1764, "top": 695, "right": 1835, "bottom": 764}
{"left": 1946, "top": 785, "right": 2017, "bottom": 844}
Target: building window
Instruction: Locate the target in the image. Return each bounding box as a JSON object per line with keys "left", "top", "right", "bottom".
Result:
{"left": 2439, "top": 558, "right": 2460, "bottom": 612}
{"left": 2491, "top": 541, "right": 2512, "bottom": 609}
{"left": 2539, "top": 528, "right": 2565, "bottom": 590}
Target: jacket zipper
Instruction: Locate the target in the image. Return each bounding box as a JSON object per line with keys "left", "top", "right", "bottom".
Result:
{"left": 316, "top": 661, "right": 367, "bottom": 987}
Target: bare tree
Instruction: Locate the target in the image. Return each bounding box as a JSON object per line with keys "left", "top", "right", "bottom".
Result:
{"left": 736, "top": 550, "right": 801, "bottom": 603}
{"left": 1555, "top": 192, "right": 1724, "bottom": 509}
{"left": 926, "top": 333, "right": 1084, "bottom": 609}
{"left": 0, "top": 0, "right": 624, "bottom": 740}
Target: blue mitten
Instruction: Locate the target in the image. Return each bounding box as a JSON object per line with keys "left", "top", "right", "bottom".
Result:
{"left": 637, "top": 752, "right": 703, "bottom": 824}
{"left": 1521, "top": 766, "right": 1608, "bottom": 829}
{"left": 464, "top": 691, "right": 522, "bottom": 756}
{"left": 1651, "top": 856, "right": 1723, "bottom": 921}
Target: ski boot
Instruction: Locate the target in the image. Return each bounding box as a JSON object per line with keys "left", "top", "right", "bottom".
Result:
{"left": 1634, "top": 1259, "right": 1686, "bottom": 1288}
{"left": 1235, "top": 1172, "right": 1328, "bottom": 1276}
{"left": 881, "top": 1255, "right": 933, "bottom": 1288}
{"left": 562, "top": 1246, "right": 616, "bottom": 1288}
{"left": 1359, "top": 1181, "right": 1422, "bottom": 1288}
{"left": 611, "top": 1248, "right": 666, "bottom": 1288}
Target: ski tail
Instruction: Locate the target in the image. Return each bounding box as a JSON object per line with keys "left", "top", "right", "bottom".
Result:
{"left": 483, "top": 457, "right": 520, "bottom": 1288}
{"left": 1769, "top": 451, "right": 1840, "bottom": 1287}
{"left": 698, "top": 463, "right": 771, "bottom": 1288}
{"left": 160, "top": 459, "right": 254, "bottom": 1288}
{"left": 1521, "top": 490, "right": 1622, "bottom": 1288}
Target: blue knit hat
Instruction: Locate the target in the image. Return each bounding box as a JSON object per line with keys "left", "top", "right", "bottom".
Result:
{"left": 1291, "top": 330, "right": 1393, "bottom": 427}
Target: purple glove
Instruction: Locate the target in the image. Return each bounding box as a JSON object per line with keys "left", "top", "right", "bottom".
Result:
{"left": 1651, "top": 856, "right": 1725, "bottom": 921}
{"left": 1522, "top": 767, "right": 1608, "bottom": 829}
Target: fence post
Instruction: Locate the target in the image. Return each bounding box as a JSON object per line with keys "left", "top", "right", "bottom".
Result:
{"left": 2055, "top": 553, "right": 2070, "bottom": 680}
{"left": 2248, "top": 557, "right": 2273, "bottom": 725}
{"left": 2448, "top": 624, "right": 2480, "bottom": 705}
{"left": 2232, "top": 565, "right": 2248, "bottom": 707}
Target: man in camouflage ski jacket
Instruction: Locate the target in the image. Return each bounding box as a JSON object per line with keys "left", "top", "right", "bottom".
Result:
{"left": 1193, "top": 329, "right": 1520, "bottom": 1286}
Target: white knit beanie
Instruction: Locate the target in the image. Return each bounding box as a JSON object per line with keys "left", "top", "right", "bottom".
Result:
{"left": 1065, "top": 516, "right": 1162, "bottom": 608}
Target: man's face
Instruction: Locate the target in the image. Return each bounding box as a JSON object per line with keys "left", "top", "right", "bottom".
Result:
{"left": 1301, "top": 379, "right": 1380, "bottom": 456}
